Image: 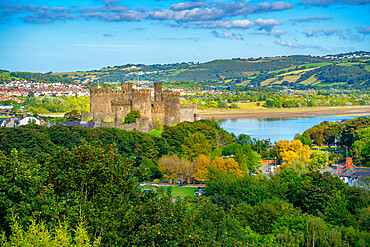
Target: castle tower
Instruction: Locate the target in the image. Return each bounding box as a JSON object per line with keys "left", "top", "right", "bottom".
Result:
{"left": 121, "top": 82, "right": 133, "bottom": 100}
{"left": 90, "top": 88, "right": 112, "bottom": 113}
{"left": 163, "top": 90, "right": 180, "bottom": 126}
{"left": 154, "top": 81, "right": 162, "bottom": 101}
{"left": 132, "top": 89, "right": 152, "bottom": 119}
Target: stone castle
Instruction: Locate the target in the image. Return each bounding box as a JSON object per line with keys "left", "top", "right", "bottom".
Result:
{"left": 81, "top": 82, "right": 199, "bottom": 132}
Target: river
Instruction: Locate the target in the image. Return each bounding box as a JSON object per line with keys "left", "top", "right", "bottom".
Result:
{"left": 218, "top": 115, "right": 367, "bottom": 143}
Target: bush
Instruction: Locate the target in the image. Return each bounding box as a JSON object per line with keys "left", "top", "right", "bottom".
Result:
{"left": 123, "top": 110, "right": 141, "bottom": 124}
{"left": 229, "top": 103, "right": 239, "bottom": 109}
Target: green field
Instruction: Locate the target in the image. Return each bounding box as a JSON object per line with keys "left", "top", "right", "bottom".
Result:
{"left": 171, "top": 186, "right": 197, "bottom": 197}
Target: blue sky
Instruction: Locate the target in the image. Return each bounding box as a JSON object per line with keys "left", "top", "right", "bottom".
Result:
{"left": 0, "top": 0, "right": 369, "bottom": 72}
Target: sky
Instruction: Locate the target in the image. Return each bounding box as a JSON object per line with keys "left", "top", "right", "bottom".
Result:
{"left": 0, "top": 0, "right": 369, "bottom": 72}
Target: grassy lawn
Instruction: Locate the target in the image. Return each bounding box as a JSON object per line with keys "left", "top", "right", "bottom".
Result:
{"left": 171, "top": 186, "right": 196, "bottom": 198}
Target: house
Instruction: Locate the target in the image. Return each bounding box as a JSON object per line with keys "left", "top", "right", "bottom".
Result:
{"left": 321, "top": 157, "right": 370, "bottom": 188}
{"left": 19, "top": 115, "right": 40, "bottom": 126}
{"left": 0, "top": 117, "right": 17, "bottom": 127}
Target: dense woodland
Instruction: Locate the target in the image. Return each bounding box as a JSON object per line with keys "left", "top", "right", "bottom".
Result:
{"left": 0, "top": 118, "right": 369, "bottom": 246}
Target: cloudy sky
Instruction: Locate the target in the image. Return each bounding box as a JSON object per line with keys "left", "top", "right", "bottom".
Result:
{"left": 1, "top": 0, "right": 369, "bottom": 72}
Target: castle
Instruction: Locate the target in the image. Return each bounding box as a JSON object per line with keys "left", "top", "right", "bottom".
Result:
{"left": 81, "top": 82, "right": 200, "bottom": 132}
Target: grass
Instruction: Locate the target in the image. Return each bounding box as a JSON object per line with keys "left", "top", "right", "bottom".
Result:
{"left": 300, "top": 75, "right": 317, "bottom": 85}
{"left": 171, "top": 186, "right": 196, "bottom": 198}
{"left": 236, "top": 102, "right": 265, "bottom": 110}
{"left": 149, "top": 129, "right": 163, "bottom": 137}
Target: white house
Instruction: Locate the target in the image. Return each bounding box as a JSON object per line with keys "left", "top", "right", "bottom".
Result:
{"left": 19, "top": 116, "right": 40, "bottom": 126}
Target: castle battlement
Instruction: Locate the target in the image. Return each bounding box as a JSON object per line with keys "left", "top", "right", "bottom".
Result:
{"left": 162, "top": 90, "right": 180, "bottom": 98}
{"left": 90, "top": 88, "right": 113, "bottom": 94}
{"left": 180, "top": 103, "right": 197, "bottom": 109}
{"left": 133, "top": 88, "right": 151, "bottom": 94}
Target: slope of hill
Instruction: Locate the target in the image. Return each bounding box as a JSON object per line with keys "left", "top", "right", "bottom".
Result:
{"left": 3, "top": 51, "right": 369, "bottom": 90}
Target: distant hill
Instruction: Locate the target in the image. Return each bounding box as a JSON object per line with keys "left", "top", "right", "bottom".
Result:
{"left": 0, "top": 71, "right": 74, "bottom": 84}
{"left": 52, "top": 51, "right": 369, "bottom": 90}
{"left": 3, "top": 51, "right": 370, "bottom": 90}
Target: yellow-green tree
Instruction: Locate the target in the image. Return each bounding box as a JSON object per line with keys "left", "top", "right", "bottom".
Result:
{"left": 212, "top": 157, "right": 243, "bottom": 177}
{"left": 193, "top": 154, "right": 211, "bottom": 182}
{"left": 276, "top": 139, "right": 311, "bottom": 172}
{"left": 158, "top": 155, "right": 179, "bottom": 179}
{"left": 158, "top": 155, "right": 193, "bottom": 180}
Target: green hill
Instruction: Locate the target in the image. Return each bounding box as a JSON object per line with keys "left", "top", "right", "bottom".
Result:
{"left": 3, "top": 52, "right": 369, "bottom": 90}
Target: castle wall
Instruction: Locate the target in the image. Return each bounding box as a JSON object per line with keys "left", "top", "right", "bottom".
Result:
{"left": 180, "top": 103, "right": 197, "bottom": 122}
{"left": 92, "top": 111, "right": 115, "bottom": 123}
{"left": 163, "top": 90, "right": 180, "bottom": 126}
{"left": 132, "top": 89, "right": 151, "bottom": 119}
{"left": 90, "top": 89, "right": 112, "bottom": 113}
{"left": 109, "top": 89, "right": 127, "bottom": 103}
{"left": 151, "top": 101, "right": 165, "bottom": 125}
{"left": 87, "top": 83, "right": 197, "bottom": 131}
{"left": 111, "top": 100, "right": 132, "bottom": 125}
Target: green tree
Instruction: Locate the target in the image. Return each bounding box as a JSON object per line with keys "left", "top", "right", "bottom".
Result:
{"left": 182, "top": 132, "right": 212, "bottom": 161}
{"left": 123, "top": 110, "right": 141, "bottom": 124}
{"left": 64, "top": 110, "right": 81, "bottom": 121}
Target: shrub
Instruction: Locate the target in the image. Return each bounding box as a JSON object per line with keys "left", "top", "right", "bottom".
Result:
{"left": 123, "top": 110, "right": 141, "bottom": 124}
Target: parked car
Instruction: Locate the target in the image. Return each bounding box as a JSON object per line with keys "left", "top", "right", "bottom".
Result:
{"left": 139, "top": 182, "right": 146, "bottom": 186}
{"left": 151, "top": 183, "right": 159, "bottom": 187}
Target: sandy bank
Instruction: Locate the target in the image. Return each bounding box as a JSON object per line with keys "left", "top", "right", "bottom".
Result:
{"left": 199, "top": 106, "right": 370, "bottom": 120}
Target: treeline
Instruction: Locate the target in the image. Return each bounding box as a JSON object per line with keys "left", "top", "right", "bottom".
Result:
{"left": 9, "top": 72, "right": 74, "bottom": 84}
{"left": 9, "top": 95, "right": 90, "bottom": 115}
{"left": 300, "top": 117, "right": 370, "bottom": 166}
{"left": 184, "top": 89, "right": 370, "bottom": 109}
{"left": 0, "top": 118, "right": 369, "bottom": 245}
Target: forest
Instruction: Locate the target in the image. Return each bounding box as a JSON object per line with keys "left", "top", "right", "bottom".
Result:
{"left": 0, "top": 117, "right": 369, "bottom": 246}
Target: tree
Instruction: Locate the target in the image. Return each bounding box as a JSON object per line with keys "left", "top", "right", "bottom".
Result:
{"left": 310, "top": 152, "right": 327, "bottom": 171}
{"left": 212, "top": 157, "right": 243, "bottom": 177}
{"left": 158, "top": 155, "right": 180, "bottom": 179}
{"left": 351, "top": 127, "right": 370, "bottom": 166}
{"left": 0, "top": 219, "right": 100, "bottom": 247}
{"left": 182, "top": 132, "right": 212, "bottom": 161}
{"left": 277, "top": 140, "right": 311, "bottom": 172}
{"left": 64, "top": 110, "right": 81, "bottom": 121}
{"left": 193, "top": 154, "right": 211, "bottom": 182}
{"left": 123, "top": 110, "right": 141, "bottom": 124}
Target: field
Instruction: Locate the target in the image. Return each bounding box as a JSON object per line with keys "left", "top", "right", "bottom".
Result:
{"left": 171, "top": 186, "right": 196, "bottom": 197}
{"left": 140, "top": 185, "right": 197, "bottom": 197}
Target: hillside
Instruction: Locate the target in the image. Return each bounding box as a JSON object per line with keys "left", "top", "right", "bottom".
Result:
{"left": 54, "top": 51, "right": 369, "bottom": 90}
{"left": 2, "top": 51, "right": 370, "bottom": 90}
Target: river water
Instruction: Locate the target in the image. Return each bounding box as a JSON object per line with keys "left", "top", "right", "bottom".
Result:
{"left": 218, "top": 115, "right": 367, "bottom": 143}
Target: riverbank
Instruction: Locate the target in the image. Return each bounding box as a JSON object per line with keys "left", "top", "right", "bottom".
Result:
{"left": 199, "top": 106, "right": 370, "bottom": 119}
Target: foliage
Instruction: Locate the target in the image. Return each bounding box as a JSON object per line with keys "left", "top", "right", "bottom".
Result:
{"left": 123, "top": 109, "right": 141, "bottom": 124}
{"left": 276, "top": 140, "right": 311, "bottom": 172}
{"left": 310, "top": 152, "right": 327, "bottom": 171}
{"left": 193, "top": 154, "right": 211, "bottom": 182}
{"left": 9, "top": 72, "right": 74, "bottom": 84}
{"left": 22, "top": 95, "right": 89, "bottom": 114}
{"left": 158, "top": 155, "right": 193, "bottom": 180}
{"left": 64, "top": 110, "right": 81, "bottom": 121}
{"left": 182, "top": 132, "right": 212, "bottom": 161}
{"left": 211, "top": 157, "right": 244, "bottom": 177}
{"left": 341, "top": 117, "right": 370, "bottom": 147}
{"left": 0, "top": 218, "right": 101, "bottom": 247}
